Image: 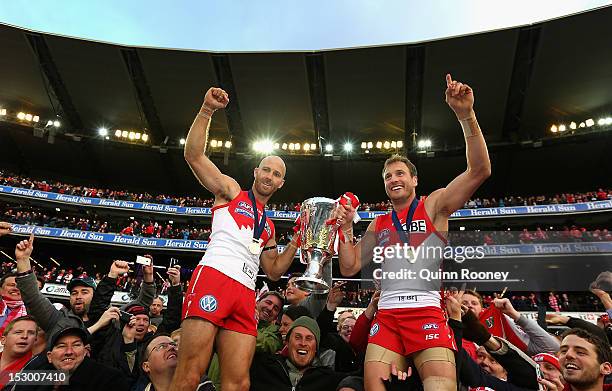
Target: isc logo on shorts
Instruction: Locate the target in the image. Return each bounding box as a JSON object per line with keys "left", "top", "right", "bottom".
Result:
{"left": 422, "top": 323, "right": 439, "bottom": 330}
{"left": 199, "top": 295, "right": 218, "bottom": 313}
{"left": 369, "top": 323, "right": 380, "bottom": 337}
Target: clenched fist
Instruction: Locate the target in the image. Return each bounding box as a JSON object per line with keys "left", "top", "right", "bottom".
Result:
{"left": 0, "top": 221, "right": 12, "bottom": 237}
{"left": 202, "top": 87, "right": 229, "bottom": 111}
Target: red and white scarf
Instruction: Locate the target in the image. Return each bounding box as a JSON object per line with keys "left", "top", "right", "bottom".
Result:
{"left": 479, "top": 306, "right": 529, "bottom": 352}
{"left": 0, "top": 297, "right": 28, "bottom": 335}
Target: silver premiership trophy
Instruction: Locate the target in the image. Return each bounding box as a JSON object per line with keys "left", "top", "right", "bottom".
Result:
{"left": 295, "top": 197, "right": 339, "bottom": 294}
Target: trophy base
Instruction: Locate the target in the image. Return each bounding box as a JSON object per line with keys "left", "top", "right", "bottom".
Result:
{"left": 295, "top": 276, "right": 330, "bottom": 295}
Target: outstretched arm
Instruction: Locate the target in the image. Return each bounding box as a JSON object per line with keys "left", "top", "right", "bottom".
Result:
{"left": 184, "top": 87, "right": 241, "bottom": 204}
{"left": 428, "top": 74, "right": 491, "bottom": 218}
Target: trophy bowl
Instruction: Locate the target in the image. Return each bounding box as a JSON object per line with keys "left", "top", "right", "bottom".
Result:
{"left": 295, "top": 197, "right": 338, "bottom": 294}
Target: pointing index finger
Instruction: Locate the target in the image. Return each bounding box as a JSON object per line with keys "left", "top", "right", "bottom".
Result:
{"left": 446, "top": 74, "right": 453, "bottom": 87}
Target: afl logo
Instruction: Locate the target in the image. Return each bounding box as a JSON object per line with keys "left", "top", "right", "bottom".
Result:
{"left": 199, "top": 295, "right": 218, "bottom": 313}
{"left": 422, "top": 323, "right": 439, "bottom": 330}
{"left": 369, "top": 323, "right": 380, "bottom": 337}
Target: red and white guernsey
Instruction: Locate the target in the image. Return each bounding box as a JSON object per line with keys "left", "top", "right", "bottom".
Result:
{"left": 374, "top": 197, "right": 447, "bottom": 310}
{"left": 200, "top": 191, "right": 275, "bottom": 290}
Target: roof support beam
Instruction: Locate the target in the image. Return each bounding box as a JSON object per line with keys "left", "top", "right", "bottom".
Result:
{"left": 305, "top": 53, "right": 330, "bottom": 154}
{"left": 404, "top": 45, "right": 425, "bottom": 152}
{"left": 211, "top": 54, "right": 246, "bottom": 152}
{"left": 501, "top": 25, "right": 542, "bottom": 141}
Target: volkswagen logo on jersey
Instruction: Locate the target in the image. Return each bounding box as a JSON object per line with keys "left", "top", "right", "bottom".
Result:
{"left": 369, "top": 322, "right": 380, "bottom": 337}
{"left": 199, "top": 295, "right": 218, "bottom": 313}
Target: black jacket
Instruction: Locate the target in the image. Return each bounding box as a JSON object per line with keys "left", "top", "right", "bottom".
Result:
{"left": 250, "top": 351, "right": 347, "bottom": 391}
{"left": 6, "top": 357, "right": 130, "bottom": 391}
{"left": 97, "top": 284, "right": 182, "bottom": 386}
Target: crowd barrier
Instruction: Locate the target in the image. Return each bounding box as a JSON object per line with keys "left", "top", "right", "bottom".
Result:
{"left": 2, "top": 184, "right": 611, "bottom": 221}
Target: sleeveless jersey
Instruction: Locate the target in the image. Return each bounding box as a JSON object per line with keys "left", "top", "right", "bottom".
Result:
{"left": 374, "top": 197, "right": 447, "bottom": 309}
{"left": 199, "top": 190, "right": 275, "bottom": 290}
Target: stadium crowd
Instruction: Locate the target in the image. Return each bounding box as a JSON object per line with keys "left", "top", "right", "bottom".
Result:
{"left": 2, "top": 221, "right": 612, "bottom": 390}
{"left": 1, "top": 171, "right": 610, "bottom": 212}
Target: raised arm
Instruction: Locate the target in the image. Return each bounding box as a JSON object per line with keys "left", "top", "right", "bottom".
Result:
{"left": 259, "top": 234, "right": 299, "bottom": 281}
{"left": 184, "top": 87, "right": 241, "bottom": 204}
{"left": 336, "top": 216, "right": 377, "bottom": 277}
{"left": 428, "top": 74, "right": 491, "bottom": 219}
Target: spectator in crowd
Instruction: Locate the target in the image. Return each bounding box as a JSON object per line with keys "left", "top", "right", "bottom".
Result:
{"left": 462, "top": 290, "right": 559, "bottom": 355}
{"left": 532, "top": 352, "right": 563, "bottom": 385}
{"left": 138, "top": 334, "right": 214, "bottom": 391}
{"left": 284, "top": 273, "right": 328, "bottom": 318}
{"left": 538, "top": 328, "right": 612, "bottom": 391}
{"left": 278, "top": 305, "right": 312, "bottom": 344}
{"left": 149, "top": 297, "right": 164, "bottom": 327}
{"left": 249, "top": 316, "right": 348, "bottom": 391}
{"left": 0, "top": 273, "right": 27, "bottom": 335}
{"left": 9, "top": 326, "right": 130, "bottom": 390}
{"left": 0, "top": 316, "right": 37, "bottom": 388}
{"left": 98, "top": 266, "right": 181, "bottom": 386}
{"left": 170, "top": 328, "right": 181, "bottom": 348}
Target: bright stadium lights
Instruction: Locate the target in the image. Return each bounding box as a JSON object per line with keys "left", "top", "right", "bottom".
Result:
{"left": 376, "top": 141, "right": 382, "bottom": 149}
{"left": 32, "top": 115, "right": 39, "bottom": 123}
{"left": 417, "top": 139, "right": 432, "bottom": 149}
{"left": 142, "top": 134, "right": 149, "bottom": 142}
{"left": 325, "top": 144, "right": 333, "bottom": 152}
{"left": 343, "top": 142, "right": 353, "bottom": 152}
{"left": 391, "top": 141, "right": 397, "bottom": 148}
{"left": 367, "top": 142, "right": 373, "bottom": 149}
{"left": 211, "top": 140, "right": 218, "bottom": 148}
{"left": 224, "top": 140, "right": 231, "bottom": 148}
{"left": 310, "top": 143, "right": 316, "bottom": 150}
{"left": 135, "top": 132, "right": 141, "bottom": 140}
{"left": 53, "top": 120, "right": 60, "bottom": 128}
{"left": 585, "top": 118, "right": 595, "bottom": 127}
{"left": 361, "top": 142, "right": 367, "bottom": 149}
{"left": 550, "top": 125, "right": 558, "bottom": 133}
{"left": 98, "top": 127, "right": 108, "bottom": 136}
{"left": 128, "top": 131, "right": 135, "bottom": 140}
{"left": 558, "top": 124, "right": 566, "bottom": 132}
{"left": 179, "top": 138, "right": 186, "bottom": 145}
{"left": 397, "top": 140, "right": 403, "bottom": 148}
{"left": 114, "top": 129, "right": 121, "bottom": 137}
{"left": 598, "top": 118, "right": 606, "bottom": 126}
{"left": 17, "top": 112, "right": 25, "bottom": 120}
{"left": 294, "top": 143, "right": 301, "bottom": 151}
{"left": 253, "top": 139, "right": 274, "bottom": 153}
{"left": 121, "top": 130, "right": 128, "bottom": 138}
{"left": 46, "top": 120, "right": 54, "bottom": 127}
{"left": 579, "top": 122, "right": 586, "bottom": 128}
{"left": 25, "top": 114, "right": 32, "bottom": 121}
{"left": 0, "top": 108, "right": 6, "bottom": 116}
{"left": 304, "top": 143, "right": 310, "bottom": 151}
{"left": 383, "top": 141, "right": 390, "bottom": 149}
{"left": 365, "top": 149, "right": 370, "bottom": 154}
{"left": 569, "top": 121, "right": 577, "bottom": 130}
{"left": 274, "top": 142, "right": 280, "bottom": 150}
{"left": 281, "top": 143, "right": 288, "bottom": 150}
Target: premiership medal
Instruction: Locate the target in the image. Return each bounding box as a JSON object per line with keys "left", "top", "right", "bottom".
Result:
{"left": 248, "top": 190, "right": 267, "bottom": 257}
{"left": 249, "top": 238, "right": 263, "bottom": 255}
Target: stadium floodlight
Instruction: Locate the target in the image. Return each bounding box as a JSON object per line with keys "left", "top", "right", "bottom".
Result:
{"left": 253, "top": 139, "right": 274, "bottom": 153}
{"left": 391, "top": 141, "right": 397, "bottom": 148}
{"left": 289, "top": 143, "right": 295, "bottom": 151}
{"left": 274, "top": 142, "right": 280, "bottom": 150}
{"left": 46, "top": 120, "right": 54, "bottom": 127}
{"left": 343, "top": 142, "right": 353, "bottom": 152}
{"left": 211, "top": 140, "right": 218, "bottom": 148}
{"left": 606, "top": 117, "right": 612, "bottom": 125}
{"left": 121, "top": 130, "right": 128, "bottom": 138}
{"left": 128, "top": 131, "right": 135, "bottom": 140}
{"left": 376, "top": 141, "right": 382, "bottom": 149}
{"left": 281, "top": 143, "right": 288, "bottom": 150}
{"left": 135, "top": 133, "right": 141, "bottom": 140}
{"left": 550, "top": 125, "right": 558, "bottom": 133}
{"left": 0, "top": 108, "right": 6, "bottom": 116}
{"left": 32, "top": 115, "right": 39, "bottom": 123}
{"left": 142, "top": 134, "right": 149, "bottom": 142}
{"left": 579, "top": 122, "right": 586, "bottom": 128}
{"left": 585, "top": 118, "right": 595, "bottom": 127}
{"left": 397, "top": 140, "right": 403, "bottom": 148}
{"left": 25, "top": 114, "right": 32, "bottom": 121}
{"left": 569, "top": 122, "right": 577, "bottom": 130}
{"left": 367, "top": 142, "right": 373, "bottom": 149}
{"left": 361, "top": 142, "right": 367, "bottom": 149}
{"left": 598, "top": 118, "right": 606, "bottom": 126}
{"left": 98, "top": 127, "right": 108, "bottom": 136}
{"left": 558, "top": 124, "right": 566, "bottom": 132}
{"left": 224, "top": 141, "right": 231, "bottom": 148}
{"left": 304, "top": 143, "right": 310, "bottom": 151}
{"left": 325, "top": 144, "right": 333, "bottom": 152}
{"left": 365, "top": 150, "right": 370, "bottom": 154}
{"left": 179, "top": 138, "right": 186, "bottom": 145}
{"left": 418, "top": 139, "right": 432, "bottom": 149}
{"left": 53, "top": 120, "right": 60, "bottom": 128}
{"left": 17, "top": 112, "right": 25, "bottom": 120}
{"left": 310, "top": 143, "right": 316, "bottom": 150}
{"left": 114, "top": 129, "right": 122, "bottom": 137}
{"left": 383, "top": 141, "right": 390, "bottom": 149}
